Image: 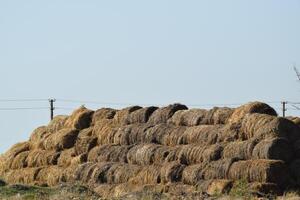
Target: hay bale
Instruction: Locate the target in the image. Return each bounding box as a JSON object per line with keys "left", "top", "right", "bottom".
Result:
{"left": 47, "top": 115, "right": 68, "bottom": 133}
{"left": 160, "top": 162, "right": 185, "bottom": 183}
{"left": 29, "top": 126, "right": 48, "bottom": 149}
{"left": 222, "top": 139, "right": 259, "bottom": 160}
{"left": 57, "top": 148, "right": 76, "bottom": 167}
{"left": 70, "top": 153, "right": 87, "bottom": 165}
{"left": 178, "top": 144, "right": 222, "bottom": 165}
{"left": 129, "top": 165, "right": 161, "bottom": 185}
{"left": 10, "top": 151, "right": 29, "bottom": 169}
{"left": 168, "top": 109, "right": 208, "bottom": 126}
{"left": 113, "top": 106, "right": 142, "bottom": 125}
{"left": 183, "top": 125, "right": 221, "bottom": 145}
{"left": 93, "top": 184, "right": 116, "bottom": 198}
{"left": 74, "top": 127, "right": 97, "bottom": 155}
{"left": 93, "top": 119, "right": 119, "bottom": 145}
{"left": 202, "top": 158, "right": 238, "bottom": 180}
{"left": 228, "top": 101, "right": 277, "bottom": 124}
{"left": 43, "top": 128, "right": 79, "bottom": 151}
{"left": 287, "top": 116, "right": 300, "bottom": 126}
{"left": 144, "top": 124, "right": 178, "bottom": 145}
{"left": 88, "top": 144, "right": 131, "bottom": 163}
{"left": 228, "top": 159, "right": 289, "bottom": 187}
{"left": 124, "top": 106, "right": 158, "bottom": 124}
{"left": 163, "top": 126, "right": 188, "bottom": 146}
{"left": 106, "top": 163, "right": 141, "bottom": 184}
{"left": 92, "top": 108, "right": 117, "bottom": 125}
{"left": 206, "top": 179, "right": 233, "bottom": 195}
{"left": 163, "top": 183, "right": 196, "bottom": 196}
{"left": 148, "top": 103, "right": 188, "bottom": 125}
{"left": 27, "top": 150, "right": 60, "bottom": 167}
{"left": 241, "top": 113, "right": 300, "bottom": 142}
{"left": 289, "top": 159, "right": 300, "bottom": 186}
{"left": 36, "top": 166, "right": 63, "bottom": 186}
{"left": 64, "top": 106, "right": 94, "bottom": 130}
{"left": 182, "top": 164, "right": 206, "bottom": 185}
{"left": 3, "top": 168, "right": 41, "bottom": 185}
{"left": 252, "top": 138, "right": 293, "bottom": 163}
{"left": 249, "top": 182, "right": 280, "bottom": 196}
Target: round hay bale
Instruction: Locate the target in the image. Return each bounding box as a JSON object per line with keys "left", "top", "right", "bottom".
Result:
{"left": 36, "top": 166, "right": 63, "bottom": 186}
{"left": 289, "top": 159, "right": 300, "bottom": 186}
{"left": 92, "top": 108, "right": 117, "bottom": 125}
{"left": 222, "top": 139, "right": 259, "bottom": 160}
{"left": 3, "top": 168, "right": 41, "bottom": 185}
{"left": 183, "top": 125, "right": 221, "bottom": 145}
{"left": 160, "top": 162, "right": 185, "bottom": 183}
{"left": 93, "top": 119, "right": 118, "bottom": 145}
{"left": 43, "top": 128, "right": 79, "bottom": 151}
{"left": 293, "top": 140, "right": 300, "bottom": 158}
{"left": 74, "top": 127, "right": 97, "bottom": 155}
{"left": 88, "top": 144, "right": 131, "bottom": 163}
{"left": 252, "top": 138, "right": 293, "bottom": 163}
{"left": 206, "top": 179, "right": 233, "bottom": 195}
{"left": 64, "top": 106, "right": 94, "bottom": 130}
{"left": 129, "top": 165, "right": 161, "bottom": 185}
{"left": 228, "top": 159, "right": 289, "bottom": 187}
{"left": 27, "top": 150, "right": 60, "bottom": 167}
{"left": 70, "top": 153, "right": 87, "bottom": 166}
{"left": 106, "top": 163, "right": 141, "bottom": 184}
{"left": 163, "top": 126, "right": 188, "bottom": 146}
{"left": 228, "top": 101, "right": 277, "bottom": 124}
{"left": 144, "top": 124, "right": 179, "bottom": 145}
{"left": 10, "top": 151, "right": 29, "bottom": 169}
{"left": 57, "top": 148, "right": 76, "bottom": 167}
{"left": 124, "top": 106, "right": 158, "bottom": 124}
{"left": 29, "top": 126, "right": 48, "bottom": 149}
{"left": 113, "top": 106, "right": 142, "bottom": 125}
{"left": 47, "top": 115, "right": 68, "bottom": 133}
{"left": 148, "top": 103, "right": 188, "bottom": 125}
{"left": 202, "top": 158, "right": 238, "bottom": 180}
{"left": 241, "top": 113, "right": 300, "bottom": 142}
{"left": 182, "top": 164, "right": 206, "bottom": 185}
{"left": 163, "top": 183, "right": 196, "bottom": 196}
{"left": 168, "top": 109, "right": 208, "bottom": 126}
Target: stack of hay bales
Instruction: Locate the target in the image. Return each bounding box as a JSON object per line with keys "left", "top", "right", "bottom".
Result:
{"left": 1, "top": 102, "right": 300, "bottom": 198}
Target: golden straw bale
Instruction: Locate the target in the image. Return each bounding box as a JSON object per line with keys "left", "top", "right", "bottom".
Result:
{"left": 70, "top": 153, "right": 87, "bottom": 165}
{"left": 36, "top": 166, "right": 63, "bottom": 186}
{"left": 168, "top": 109, "right": 208, "bottom": 126}
{"left": 10, "top": 151, "right": 29, "bottom": 169}
{"left": 163, "top": 126, "right": 188, "bottom": 146}
{"left": 43, "top": 128, "right": 79, "bottom": 151}
{"left": 57, "top": 148, "right": 76, "bottom": 167}
{"left": 182, "top": 163, "right": 206, "bottom": 185}
{"left": 129, "top": 165, "right": 161, "bottom": 185}
{"left": 202, "top": 158, "right": 238, "bottom": 180}
{"left": 183, "top": 125, "right": 221, "bottom": 145}
{"left": 222, "top": 139, "right": 259, "bottom": 160}
{"left": 148, "top": 103, "right": 188, "bottom": 125}
{"left": 113, "top": 106, "right": 142, "bottom": 125}
{"left": 241, "top": 113, "right": 300, "bottom": 142}
{"left": 127, "top": 143, "right": 163, "bottom": 165}
{"left": 74, "top": 127, "right": 97, "bottom": 155}
{"left": 144, "top": 124, "right": 178, "bottom": 145}
{"left": 228, "top": 101, "right": 277, "bottom": 124}
{"left": 93, "top": 119, "right": 118, "bottom": 145}
{"left": 160, "top": 162, "right": 185, "bottom": 183}
{"left": 29, "top": 126, "right": 48, "bottom": 149}
{"left": 88, "top": 144, "right": 131, "bottom": 163}
{"left": 92, "top": 108, "right": 117, "bottom": 125}
{"left": 3, "top": 168, "right": 41, "bottom": 185}
{"left": 64, "top": 106, "right": 94, "bottom": 130}
{"left": 27, "top": 150, "right": 60, "bottom": 167}
{"left": 252, "top": 138, "right": 293, "bottom": 163}
{"left": 228, "top": 159, "right": 289, "bottom": 187}
{"left": 124, "top": 106, "right": 158, "bottom": 124}
{"left": 47, "top": 115, "right": 68, "bottom": 133}
{"left": 106, "top": 163, "right": 141, "bottom": 184}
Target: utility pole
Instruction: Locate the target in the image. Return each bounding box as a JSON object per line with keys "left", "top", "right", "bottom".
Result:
{"left": 49, "top": 99, "right": 56, "bottom": 120}
{"left": 281, "top": 101, "right": 287, "bottom": 118}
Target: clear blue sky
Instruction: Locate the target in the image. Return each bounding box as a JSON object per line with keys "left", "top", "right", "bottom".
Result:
{"left": 0, "top": 0, "right": 299, "bottom": 153}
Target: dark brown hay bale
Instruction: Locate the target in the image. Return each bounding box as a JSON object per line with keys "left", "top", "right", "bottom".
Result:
{"left": 182, "top": 125, "right": 221, "bottom": 145}
{"left": 182, "top": 163, "right": 206, "bottom": 185}
{"left": 228, "top": 159, "right": 289, "bottom": 187}
{"left": 289, "top": 159, "right": 300, "bottom": 186}
{"left": 27, "top": 150, "right": 60, "bottom": 167}
{"left": 160, "top": 162, "right": 185, "bottom": 183}
{"left": 29, "top": 126, "right": 48, "bottom": 149}
{"left": 47, "top": 115, "right": 68, "bottom": 133}
{"left": 43, "top": 128, "right": 79, "bottom": 151}
{"left": 252, "top": 138, "right": 293, "bottom": 163}
{"left": 74, "top": 127, "right": 97, "bottom": 155}
{"left": 92, "top": 108, "right": 117, "bottom": 125}
{"left": 222, "top": 139, "right": 259, "bottom": 160}
{"left": 202, "top": 158, "right": 238, "bottom": 180}
{"left": 113, "top": 124, "right": 153, "bottom": 145}
{"left": 294, "top": 140, "right": 300, "bottom": 158}
{"left": 36, "top": 166, "right": 63, "bottom": 186}
{"left": 10, "top": 151, "right": 29, "bottom": 169}
{"left": 241, "top": 113, "right": 300, "bottom": 142}
{"left": 228, "top": 101, "right": 277, "bottom": 124}
{"left": 129, "top": 165, "right": 161, "bottom": 185}
{"left": 88, "top": 144, "right": 131, "bottom": 163}
{"left": 64, "top": 106, "right": 94, "bottom": 130}
{"left": 57, "top": 148, "right": 76, "bottom": 167}
{"left": 124, "top": 106, "right": 158, "bottom": 124}
{"left": 148, "top": 103, "right": 188, "bottom": 125}
{"left": 178, "top": 144, "right": 222, "bottom": 165}
{"left": 168, "top": 109, "right": 208, "bottom": 126}
{"left": 113, "top": 106, "right": 142, "bottom": 125}
{"left": 3, "top": 168, "right": 41, "bottom": 185}
{"left": 249, "top": 182, "right": 281, "bottom": 196}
